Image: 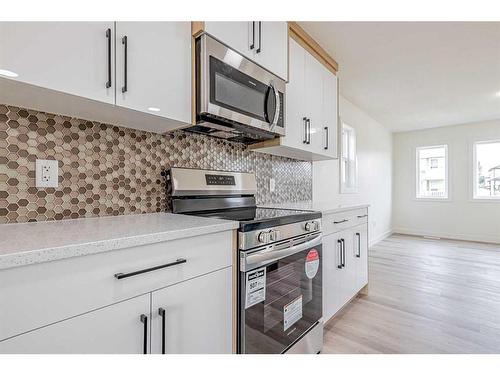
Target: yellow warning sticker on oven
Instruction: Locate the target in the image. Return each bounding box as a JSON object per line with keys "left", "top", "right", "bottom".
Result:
{"left": 245, "top": 267, "right": 266, "bottom": 309}
{"left": 284, "top": 295, "right": 303, "bottom": 331}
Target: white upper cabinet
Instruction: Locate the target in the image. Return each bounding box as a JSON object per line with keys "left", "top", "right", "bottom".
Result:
{"left": 251, "top": 38, "right": 338, "bottom": 161}
{"left": 305, "top": 51, "right": 325, "bottom": 156}
{"left": 204, "top": 21, "right": 288, "bottom": 80}
{"left": 0, "top": 22, "right": 115, "bottom": 104}
{"left": 321, "top": 64, "right": 339, "bottom": 158}
{"left": 282, "top": 38, "right": 306, "bottom": 149}
{"left": 115, "top": 22, "right": 191, "bottom": 124}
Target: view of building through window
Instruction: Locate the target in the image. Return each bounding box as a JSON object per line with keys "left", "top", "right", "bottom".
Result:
{"left": 416, "top": 145, "right": 448, "bottom": 198}
{"left": 474, "top": 140, "right": 500, "bottom": 199}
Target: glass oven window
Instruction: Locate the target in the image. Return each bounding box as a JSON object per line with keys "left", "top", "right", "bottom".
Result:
{"left": 241, "top": 245, "right": 322, "bottom": 354}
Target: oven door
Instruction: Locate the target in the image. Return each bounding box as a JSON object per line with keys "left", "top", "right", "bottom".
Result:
{"left": 197, "top": 35, "right": 285, "bottom": 136}
{"left": 239, "top": 234, "right": 322, "bottom": 354}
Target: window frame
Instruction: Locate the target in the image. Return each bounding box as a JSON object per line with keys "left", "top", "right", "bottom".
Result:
{"left": 415, "top": 144, "right": 449, "bottom": 201}
{"left": 472, "top": 139, "right": 500, "bottom": 201}
{"left": 340, "top": 123, "right": 358, "bottom": 194}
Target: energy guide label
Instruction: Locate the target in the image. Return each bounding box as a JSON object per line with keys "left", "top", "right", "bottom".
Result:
{"left": 245, "top": 267, "right": 266, "bottom": 309}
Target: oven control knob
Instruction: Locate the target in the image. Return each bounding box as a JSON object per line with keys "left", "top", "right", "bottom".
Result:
{"left": 314, "top": 221, "right": 320, "bottom": 231}
{"left": 268, "top": 229, "right": 280, "bottom": 242}
{"left": 305, "top": 222, "right": 313, "bottom": 232}
{"left": 258, "top": 231, "right": 269, "bottom": 244}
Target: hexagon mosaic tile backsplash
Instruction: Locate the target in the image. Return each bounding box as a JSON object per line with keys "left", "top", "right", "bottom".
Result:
{"left": 0, "top": 104, "right": 312, "bottom": 224}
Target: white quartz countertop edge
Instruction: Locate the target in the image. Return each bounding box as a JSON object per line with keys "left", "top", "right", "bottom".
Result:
{"left": 259, "top": 201, "right": 370, "bottom": 215}
{"left": 0, "top": 213, "right": 239, "bottom": 271}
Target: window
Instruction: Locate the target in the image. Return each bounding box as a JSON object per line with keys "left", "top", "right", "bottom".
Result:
{"left": 340, "top": 123, "right": 357, "bottom": 193}
{"left": 473, "top": 140, "right": 500, "bottom": 200}
{"left": 416, "top": 145, "right": 448, "bottom": 199}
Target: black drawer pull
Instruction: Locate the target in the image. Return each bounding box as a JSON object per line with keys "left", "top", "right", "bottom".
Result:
{"left": 114, "top": 258, "right": 187, "bottom": 280}
{"left": 333, "top": 219, "right": 348, "bottom": 224}
{"left": 105, "top": 28, "right": 112, "bottom": 89}
{"left": 357, "top": 214, "right": 368, "bottom": 218}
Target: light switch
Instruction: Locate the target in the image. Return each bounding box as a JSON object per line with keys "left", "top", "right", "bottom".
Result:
{"left": 36, "top": 159, "right": 59, "bottom": 188}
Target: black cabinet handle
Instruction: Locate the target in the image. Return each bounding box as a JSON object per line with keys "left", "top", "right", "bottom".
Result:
{"left": 337, "top": 239, "right": 343, "bottom": 269}
{"left": 303, "top": 118, "right": 307, "bottom": 144}
{"left": 357, "top": 214, "right": 368, "bottom": 218}
{"left": 140, "top": 314, "right": 148, "bottom": 354}
{"left": 356, "top": 233, "right": 361, "bottom": 258}
{"left": 121, "top": 35, "right": 128, "bottom": 93}
{"left": 256, "top": 21, "right": 262, "bottom": 53}
{"left": 333, "top": 219, "right": 348, "bottom": 224}
{"left": 105, "top": 28, "right": 112, "bottom": 89}
{"left": 114, "top": 258, "right": 187, "bottom": 280}
{"left": 306, "top": 118, "right": 311, "bottom": 145}
{"left": 341, "top": 239, "right": 346, "bottom": 268}
{"left": 250, "top": 22, "right": 255, "bottom": 50}
{"left": 324, "top": 126, "right": 329, "bottom": 150}
{"left": 159, "top": 308, "right": 166, "bottom": 354}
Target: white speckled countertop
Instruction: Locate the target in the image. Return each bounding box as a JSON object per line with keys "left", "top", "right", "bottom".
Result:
{"left": 0, "top": 213, "right": 238, "bottom": 271}
{"left": 260, "top": 201, "right": 369, "bottom": 215}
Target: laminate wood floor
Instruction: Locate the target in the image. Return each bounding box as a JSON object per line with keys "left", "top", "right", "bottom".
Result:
{"left": 322, "top": 234, "right": 500, "bottom": 354}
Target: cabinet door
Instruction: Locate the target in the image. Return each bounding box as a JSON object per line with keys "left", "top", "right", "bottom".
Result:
{"left": 353, "top": 223, "right": 369, "bottom": 291}
{"left": 0, "top": 22, "right": 115, "bottom": 104}
{"left": 304, "top": 51, "right": 324, "bottom": 155}
{"left": 0, "top": 294, "right": 150, "bottom": 354}
{"left": 253, "top": 22, "right": 288, "bottom": 80}
{"left": 151, "top": 267, "right": 232, "bottom": 354}
{"left": 340, "top": 230, "right": 358, "bottom": 306}
{"left": 204, "top": 22, "right": 253, "bottom": 60}
{"left": 282, "top": 39, "right": 306, "bottom": 150}
{"left": 322, "top": 232, "right": 344, "bottom": 322}
{"left": 115, "top": 22, "right": 191, "bottom": 124}
{"left": 320, "top": 66, "right": 338, "bottom": 158}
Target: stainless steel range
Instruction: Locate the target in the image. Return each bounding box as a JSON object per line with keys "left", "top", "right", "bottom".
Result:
{"left": 168, "top": 167, "right": 323, "bottom": 354}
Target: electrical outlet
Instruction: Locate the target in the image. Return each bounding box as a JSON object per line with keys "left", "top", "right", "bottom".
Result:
{"left": 36, "top": 159, "right": 59, "bottom": 188}
{"left": 269, "top": 178, "right": 276, "bottom": 193}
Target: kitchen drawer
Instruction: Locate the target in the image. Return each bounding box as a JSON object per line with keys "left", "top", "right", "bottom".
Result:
{"left": 322, "top": 208, "right": 368, "bottom": 235}
{"left": 0, "top": 230, "right": 233, "bottom": 341}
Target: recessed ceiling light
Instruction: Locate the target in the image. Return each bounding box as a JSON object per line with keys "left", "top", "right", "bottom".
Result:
{"left": 0, "top": 69, "right": 19, "bottom": 78}
{"left": 148, "top": 107, "right": 160, "bottom": 112}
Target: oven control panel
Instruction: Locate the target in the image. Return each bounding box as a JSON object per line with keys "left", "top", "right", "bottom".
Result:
{"left": 304, "top": 220, "right": 321, "bottom": 232}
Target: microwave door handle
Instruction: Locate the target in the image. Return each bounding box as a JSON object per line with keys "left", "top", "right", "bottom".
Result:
{"left": 242, "top": 234, "right": 322, "bottom": 271}
{"left": 269, "top": 81, "right": 280, "bottom": 131}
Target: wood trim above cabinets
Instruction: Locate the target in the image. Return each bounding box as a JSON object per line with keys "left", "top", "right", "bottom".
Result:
{"left": 191, "top": 22, "right": 204, "bottom": 124}
{"left": 288, "top": 22, "right": 339, "bottom": 75}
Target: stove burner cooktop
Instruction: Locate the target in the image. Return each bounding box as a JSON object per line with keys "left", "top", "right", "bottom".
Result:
{"left": 185, "top": 207, "right": 321, "bottom": 232}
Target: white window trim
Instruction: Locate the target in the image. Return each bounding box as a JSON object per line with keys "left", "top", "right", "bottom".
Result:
{"left": 471, "top": 139, "right": 500, "bottom": 201}
{"left": 415, "top": 144, "right": 450, "bottom": 201}
{"left": 340, "top": 123, "right": 358, "bottom": 194}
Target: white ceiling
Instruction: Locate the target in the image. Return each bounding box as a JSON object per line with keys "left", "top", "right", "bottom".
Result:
{"left": 299, "top": 22, "right": 500, "bottom": 132}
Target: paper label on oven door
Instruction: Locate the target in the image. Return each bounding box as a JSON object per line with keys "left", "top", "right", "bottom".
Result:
{"left": 283, "top": 295, "right": 303, "bottom": 331}
{"left": 245, "top": 267, "right": 266, "bottom": 309}
{"left": 305, "top": 248, "right": 320, "bottom": 279}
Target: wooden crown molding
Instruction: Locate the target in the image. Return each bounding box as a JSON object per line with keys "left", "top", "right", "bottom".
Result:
{"left": 288, "top": 22, "right": 339, "bottom": 74}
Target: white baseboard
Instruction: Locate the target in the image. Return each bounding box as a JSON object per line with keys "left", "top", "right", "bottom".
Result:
{"left": 369, "top": 229, "right": 393, "bottom": 247}
{"left": 392, "top": 227, "right": 500, "bottom": 245}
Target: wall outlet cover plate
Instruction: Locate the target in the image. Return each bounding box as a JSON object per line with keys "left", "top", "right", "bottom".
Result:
{"left": 35, "top": 159, "right": 59, "bottom": 188}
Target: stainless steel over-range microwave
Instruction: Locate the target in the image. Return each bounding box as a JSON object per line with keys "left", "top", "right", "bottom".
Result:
{"left": 184, "top": 34, "right": 286, "bottom": 144}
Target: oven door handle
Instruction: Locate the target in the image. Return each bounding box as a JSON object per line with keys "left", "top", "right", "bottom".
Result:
{"left": 242, "top": 234, "right": 322, "bottom": 271}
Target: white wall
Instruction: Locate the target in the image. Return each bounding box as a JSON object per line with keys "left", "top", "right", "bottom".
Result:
{"left": 313, "top": 96, "right": 393, "bottom": 245}
{"left": 393, "top": 119, "right": 500, "bottom": 243}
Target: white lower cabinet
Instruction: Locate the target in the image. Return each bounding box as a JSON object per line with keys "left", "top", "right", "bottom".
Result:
{"left": 322, "top": 209, "right": 369, "bottom": 323}
{"left": 151, "top": 267, "right": 232, "bottom": 354}
{"left": 0, "top": 294, "right": 150, "bottom": 354}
